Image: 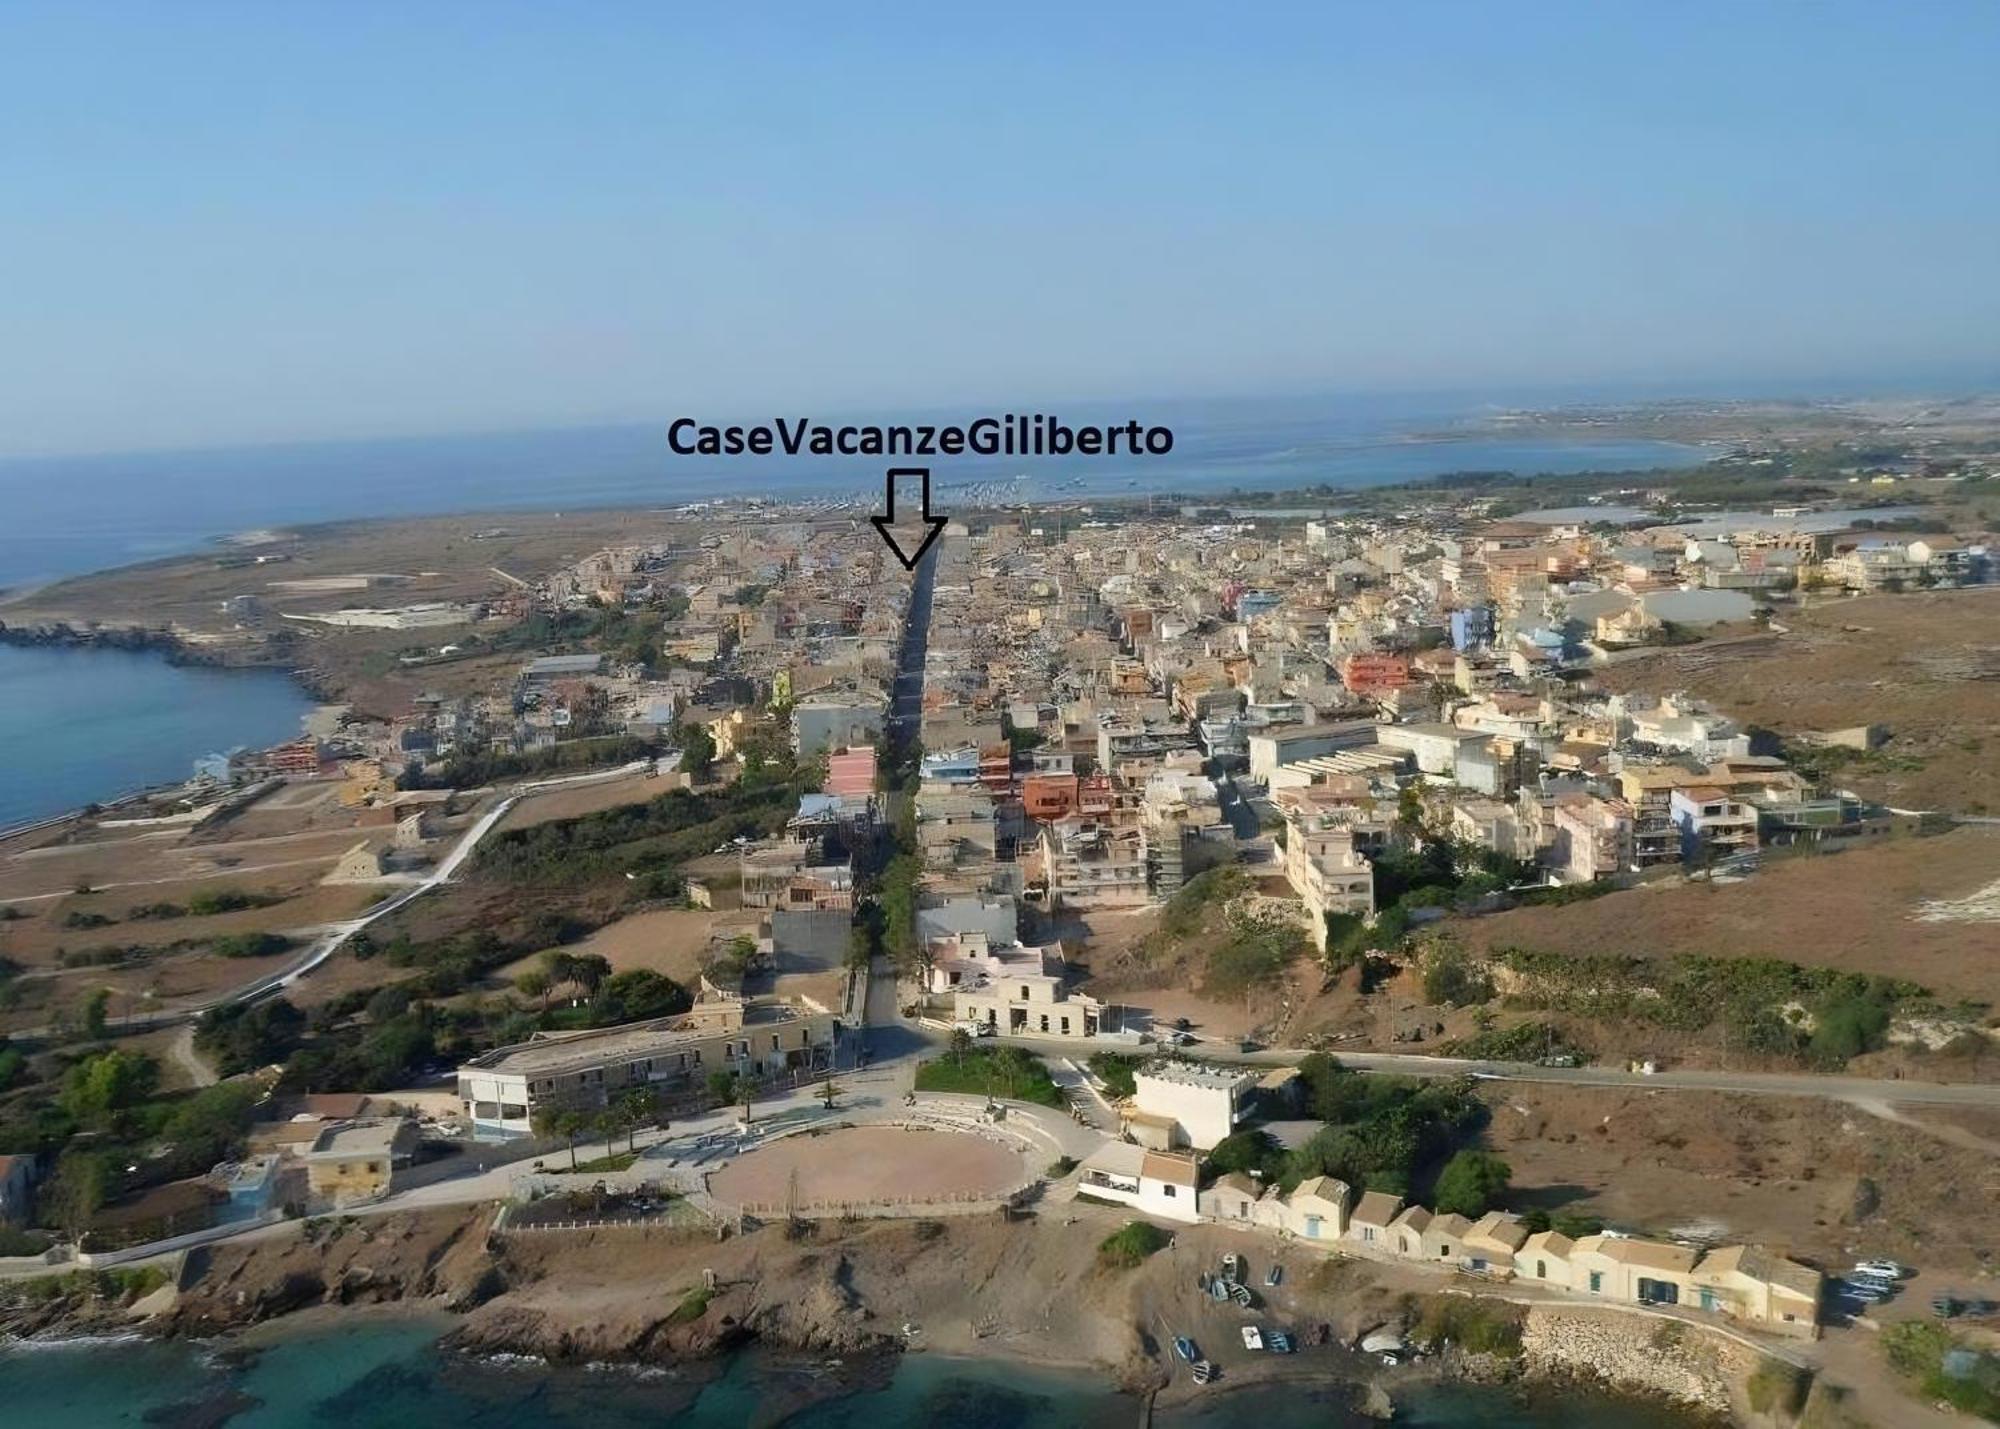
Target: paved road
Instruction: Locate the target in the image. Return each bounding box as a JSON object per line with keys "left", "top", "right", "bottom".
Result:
{"left": 987, "top": 1029, "right": 2000, "bottom": 1109}
{"left": 13, "top": 788, "right": 533, "bottom": 1042}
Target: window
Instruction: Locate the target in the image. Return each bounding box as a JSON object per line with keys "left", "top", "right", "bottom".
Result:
{"left": 1162, "top": 1184, "right": 1176, "bottom": 1198}
{"left": 1588, "top": 1271, "right": 1603, "bottom": 1293}
{"left": 1304, "top": 1215, "right": 1322, "bottom": 1238}
{"left": 1400, "top": 1238, "right": 1410, "bottom": 1254}
{"left": 1362, "top": 1227, "right": 1376, "bottom": 1242}
{"left": 1439, "top": 1244, "right": 1451, "bottom": 1257}
{"left": 1537, "top": 1260, "right": 1547, "bottom": 1279}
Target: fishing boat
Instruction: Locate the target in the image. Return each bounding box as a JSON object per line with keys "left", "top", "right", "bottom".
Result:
{"left": 1190, "top": 1360, "right": 1216, "bottom": 1385}
{"left": 1231, "top": 1283, "right": 1254, "bottom": 1308}
{"left": 1173, "top": 1336, "right": 1196, "bottom": 1363}
{"left": 1222, "top": 1253, "right": 1244, "bottom": 1282}
{"left": 1209, "top": 1278, "right": 1230, "bottom": 1302}
{"left": 1266, "top": 1330, "right": 1294, "bottom": 1354}
{"left": 1265, "top": 1265, "right": 1283, "bottom": 1287}
{"left": 1240, "top": 1325, "right": 1264, "bottom": 1351}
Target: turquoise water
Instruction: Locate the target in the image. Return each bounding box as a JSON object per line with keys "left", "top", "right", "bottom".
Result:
{"left": 0, "top": 643, "right": 314, "bottom": 829}
{"left": 0, "top": 1319, "right": 1701, "bottom": 1427}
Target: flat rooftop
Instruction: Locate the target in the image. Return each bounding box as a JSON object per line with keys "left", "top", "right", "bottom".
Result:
{"left": 462, "top": 997, "right": 824, "bottom": 1080}
{"left": 1136, "top": 1060, "right": 1259, "bottom": 1092}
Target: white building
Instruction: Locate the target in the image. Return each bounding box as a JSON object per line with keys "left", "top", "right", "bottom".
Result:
{"left": 1126, "top": 1061, "right": 1260, "bottom": 1150}
{"left": 1074, "top": 1142, "right": 1200, "bottom": 1223}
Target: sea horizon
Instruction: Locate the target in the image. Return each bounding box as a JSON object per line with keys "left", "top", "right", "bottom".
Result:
{"left": 0, "top": 388, "right": 1731, "bottom": 592}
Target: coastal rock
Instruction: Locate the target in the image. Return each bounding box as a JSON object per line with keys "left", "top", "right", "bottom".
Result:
{"left": 1520, "top": 1307, "right": 1749, "bottom": 1416}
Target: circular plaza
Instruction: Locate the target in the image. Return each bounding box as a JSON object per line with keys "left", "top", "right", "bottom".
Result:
{"left": 706, "top": 1122, "right": 1036, "bottom": 1215}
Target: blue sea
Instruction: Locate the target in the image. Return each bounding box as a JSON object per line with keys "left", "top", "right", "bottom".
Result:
{"left": 0, "top": 394, "right": 1709, "bottom": 592}
{"left": 0, "top": 643, "right": 314, "bottom": 830}
{"left": 0, "top": 1318, "right": 1700, "bottom": 1427}
{"left": 0, "top": 395, "right": 1705, "bottom": 825}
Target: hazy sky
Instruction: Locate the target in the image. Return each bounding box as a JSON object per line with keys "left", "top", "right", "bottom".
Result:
{"left": 3, "top": 2, "right": 1997, "bottom": 457}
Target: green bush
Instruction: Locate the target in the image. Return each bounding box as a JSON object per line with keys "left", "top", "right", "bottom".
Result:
{"left": 914, "top": 1046, "right": 1064, "bottom": 1108}
{"left": 1086, "top": 1052, "right": 1140, "bottom": 1099}
{"left": 185, "top": 888, "right": 281, "bottom": 917}
{"left": 666, "top": 1286, "right": 713, "bottom": 1324}
{"left": 1882, "top": 1321, "right": 2000, "bottom": 1420}
{"left": 1097, "top": 1220, "right": 1170, "bottom": 1270}
{"left": 210, "top": 931, "right": 291, "bottom": 958}
{"left": 1432, "top": 1150, "right": 1511, "bottom": 1217}
{"left": 1412, "top": 1296, "right": 1523, "bottom": 1357}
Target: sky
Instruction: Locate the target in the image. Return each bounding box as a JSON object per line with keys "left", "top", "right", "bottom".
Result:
{"left": 2, "top": 2, "right": 1997, "bottom": 457}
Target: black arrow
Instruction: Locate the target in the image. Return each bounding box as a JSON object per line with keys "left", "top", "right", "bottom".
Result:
{"left": 870, "top": 467, "right": 947, "bottom": 571}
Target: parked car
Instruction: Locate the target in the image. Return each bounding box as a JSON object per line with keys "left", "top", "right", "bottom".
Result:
{"left": 1854, "top": 1259, "right": 1909, "bottom": 1280}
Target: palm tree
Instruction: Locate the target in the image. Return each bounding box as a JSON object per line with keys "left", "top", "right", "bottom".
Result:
{"left": 818, "top": 1075, "right": 842, "bottom": 1110}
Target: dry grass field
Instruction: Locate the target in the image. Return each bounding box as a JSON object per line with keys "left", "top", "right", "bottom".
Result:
{"left": 1453, "top": 826, "right": 2000, "bottom": 1005}
{"left": 1592, "top": 587, "right": 2000, "bottom": 813}
{"left": 1479, "top": 1082, "right": 2000, "bottom": 1275}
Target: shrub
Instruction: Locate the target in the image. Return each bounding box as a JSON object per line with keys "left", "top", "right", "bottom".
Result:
{"left": 667, "top": 1286, "right": 713, "bottom": 1324}
{"left": 1097, "top": 1220, "right": 1170, "bottom": 1270}
{"left": 1412, "top": 1296, "right": 1522, "bottom": 1357}
{"left": 1422, "top": 943, "right": 1493, "bottom": 1008}
{"left": 1432, "top": 1150, "right": 1511, "bottom": 1218}
{"left": 1086, "top": 1052, "right": 1140, "bottom": 1099}
{"left": 1747, "top": 1358, "right": 1813, "bottom": 1417}
{"left": 210, "top": 932, "right": 291, "bottom": 959}
{"left": 185, "top": 888, "right": 281, "bottom": 917}
{"left": 913, "top": 1046, "right": 1064, "bottom": 1108}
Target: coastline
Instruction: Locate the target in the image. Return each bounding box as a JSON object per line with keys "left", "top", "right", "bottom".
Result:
{"left": 2, "top": 1207, "right": 1741, "bottom": 1427}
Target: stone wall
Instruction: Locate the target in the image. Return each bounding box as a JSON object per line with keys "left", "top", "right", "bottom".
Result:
{"left": 1521, "top": 1305, "right": 1755, "bottom": 1417}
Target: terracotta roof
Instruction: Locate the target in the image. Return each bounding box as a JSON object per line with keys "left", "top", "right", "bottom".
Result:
{"left": 1351, "top": 1190, "right": 1406, "bottom": 1226}
{"left": 1141, "top": 1150, "right": 1199, "bottom": 1187}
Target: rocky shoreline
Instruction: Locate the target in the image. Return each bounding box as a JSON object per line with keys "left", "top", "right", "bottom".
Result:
{"left": 0, "top": 1208, "right": 1755, "bottom": 1426}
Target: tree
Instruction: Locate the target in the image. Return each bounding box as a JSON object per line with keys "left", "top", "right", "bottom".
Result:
{"left": 540, "top": 949, "right": 577, "bottom": 1000}
{"left": 82, "top": 987, "right": 111, "bottom": 1040}
{"left": 594, "top": 969, "right": 689, "bottom": 1025}
{"left": 1433, "top": 1150, "right": 1512, "bottom": 1218}
{"left": 818, "top": 1075, "right": 842, "bottom": 1110}
{"left": 948, "top": 1027, "right": 974, "bottom": 1069}
{"left": 678, "top": 721, "right": 716, "bottom": 780}
{"left": 567, "top": 953, "right": 613, "bottom": 999}
{"left": 533, "top": 1106, "right": 585, "bottom": 1170}
{"left": 161, "top": 1083, "right": 262, "bottom": 1174}
{"left": 1206, "top": 1129, "right": 1283, "bottom": 1180}
{"left": 706, "top": 1068, "right": 739, "bottom": 1106}
{"left": 617, "top": 1089, "right": 655, "bottom": 1152}
{"left": 515, "top": 969, "right": 552, "bottom": 1015}
{"left": 60, "top": 1049, "right": 159, "bottom": 1130}
{"left": 195, "top": 998, "right": 306, "bottom": 1076}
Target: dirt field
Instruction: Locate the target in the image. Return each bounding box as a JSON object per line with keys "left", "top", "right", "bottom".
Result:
{"left": 1476, "top": 1081, "right": 2000, "bottom": 1276}
{"left": 1454, "top": 826, "right": 2000, "bottom": 1005}
{"left": 0, "top": 508, "right": 692, "bottom": 633}
{"left": 706, "top": 1124, "right": 1033, "bottom": 1212}
{"left": 1592, "top": 587, "right": 2000, "bottom": 813}
{"left": 495, "top": 769, "right": 680, "bottom": 832}
{"left": 486, "top": 906, "right": 738, "bottom": 990}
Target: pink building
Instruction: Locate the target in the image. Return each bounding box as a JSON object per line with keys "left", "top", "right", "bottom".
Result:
{"left": 824, "top": 745, "right": 878, "bottom": 798}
